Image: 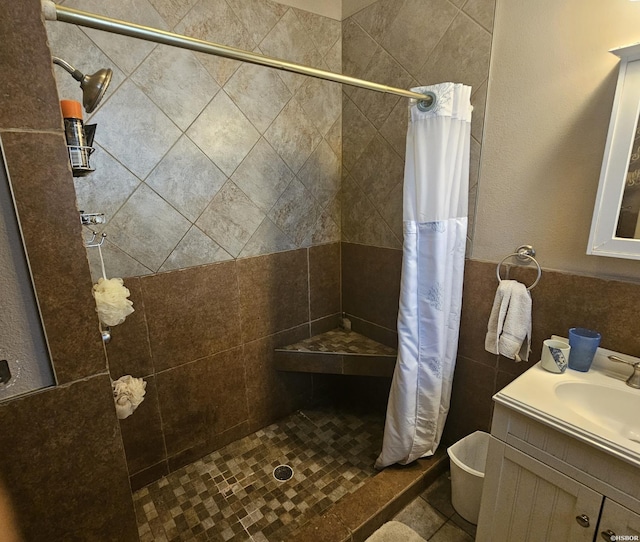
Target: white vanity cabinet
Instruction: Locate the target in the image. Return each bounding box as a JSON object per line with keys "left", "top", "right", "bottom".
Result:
{"left": 477, "top": 403, "right": 640, "bottom": 542}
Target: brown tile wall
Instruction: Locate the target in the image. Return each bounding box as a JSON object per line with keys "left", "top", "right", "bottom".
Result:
{"left": 107, "top": 244, "right": 341, "bottom": 487}
{"left": 341, "top": 246, "right": 640, "bottom": 449}
{"left": 446, "top": 259, "right": 640, "bottom": 445}
{"left": 310, "top": 242, "right": 341, "bottom": 320}
{"left": 0, "top": 377, "right": 138, "bottom": 542}
{"left": 342, "top": 242, "right": 402, "bottom": 348}
{"left": 0, "top": 1, "right": 139, "bottom": 540}
{"left": 338, "top": 242, "right": 401, "bottom": 408}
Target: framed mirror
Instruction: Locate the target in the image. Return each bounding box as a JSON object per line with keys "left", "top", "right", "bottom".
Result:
{"left": 588, "top": 43, "right": 640, "bottom": 260}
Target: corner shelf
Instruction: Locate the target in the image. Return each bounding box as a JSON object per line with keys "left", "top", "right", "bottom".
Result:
{"left": 274, "top": 328, "right": 397, "bottom": 377}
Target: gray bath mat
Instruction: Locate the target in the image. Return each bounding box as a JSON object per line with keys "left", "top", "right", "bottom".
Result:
{"left": 365, "top": 521, "right": 428, "bottom": 542}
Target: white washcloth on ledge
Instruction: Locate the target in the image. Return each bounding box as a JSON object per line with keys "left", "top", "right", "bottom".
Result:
{"left": 484, "top": 279, "right": 531, "bottom": 362}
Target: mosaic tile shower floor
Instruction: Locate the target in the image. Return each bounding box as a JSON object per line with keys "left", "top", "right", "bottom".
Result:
{"left": 134, "top": 408, "right": 384, "bottom": 541}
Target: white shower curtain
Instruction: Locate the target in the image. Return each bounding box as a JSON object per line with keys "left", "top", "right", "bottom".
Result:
{"left": 375, "top": 82, "right": 472, "bottom": 468}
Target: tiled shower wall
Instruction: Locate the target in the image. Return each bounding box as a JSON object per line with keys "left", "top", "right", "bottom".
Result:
{"left": 44, "top": 0, "right": 346, "bottom": 491}
{"left": 341, "top": 0, "right": 494, "bottom": 342}
{"left": 107, "top": 243, "right": 341, "bottom": 489}
{"left": 0, "top": 0, "right": 139, "bottom": 539}
{"left": 341, "top": 0, "right": 493, "bottom": 250}
{"left": 46, "top": 0, "right": 342, "bottom": 279}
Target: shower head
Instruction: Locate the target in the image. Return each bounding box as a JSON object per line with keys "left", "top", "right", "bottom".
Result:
{"left": 52, "top": 57, "right": 113, "bottom": 113}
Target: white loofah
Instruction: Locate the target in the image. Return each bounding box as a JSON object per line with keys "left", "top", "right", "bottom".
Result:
{"left": 112, "top": 375, "right": 146, "bottom": 420}
{"left": 92, "top": 277, "right": 134, "bottom": 326}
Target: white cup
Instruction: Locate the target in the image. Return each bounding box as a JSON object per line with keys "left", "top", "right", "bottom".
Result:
{"left": 540, "top": 339, "right": 570, "bottom": 373}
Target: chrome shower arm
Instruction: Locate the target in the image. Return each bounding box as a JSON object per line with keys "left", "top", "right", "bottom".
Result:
{"left": 52, "top": 57, "right": 84, "bottom": 82}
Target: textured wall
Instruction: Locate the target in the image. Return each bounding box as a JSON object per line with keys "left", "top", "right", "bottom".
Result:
{"left": 475, "top": 0, "right": 640, "bottom": 280}
{"left": 341, "top": 0, "right": 495, "bottom": 250}
{"left": 47, "top": 0, "right": 342, "bottom": 279}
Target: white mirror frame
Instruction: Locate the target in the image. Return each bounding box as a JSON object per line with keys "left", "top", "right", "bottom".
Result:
{"left": 588, "top": 43, "right": 640, "bottom": 260}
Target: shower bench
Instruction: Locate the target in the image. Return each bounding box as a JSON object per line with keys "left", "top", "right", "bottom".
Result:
{"left": 274, "top": 328, "right": 397, "bottom": 377}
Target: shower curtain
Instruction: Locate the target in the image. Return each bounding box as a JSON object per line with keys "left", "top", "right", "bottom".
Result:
{"left": 375, "top": 82, "right": 472, "bottom": 468}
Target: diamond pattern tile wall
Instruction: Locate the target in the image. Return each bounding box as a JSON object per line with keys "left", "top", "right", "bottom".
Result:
{"left": 64, "top": 0, "right": 169, "bottom": 75}
{"left": 239, "top": 219, "right": 296, "bottom": 259}
{"left": 46, "top": 0, "right": 341, "bottom": 280}
{"left": 105, "top": 184, "right": 191, "bottom": 270}
{"left": 264, "top": 98, "right": 322, "bottom": 174}
{"left": 226, "top": 0, "right": 288, "bottom": 49}
{"left": 298, "top": 141, "right": 341, "bottom": 210}
{"left": 225, "top": 63, "right": 292, "bottom": 134}
{"left": 49, "top": 0, "right": 491, "bottom": 276}
{"left": 342, "top": 0, "right": 496, "bottom": 252}
{"left": 159, "top": 226, "right": 232, "bottom": 272}
{"left": 145, "top": 136, "right": 227, "bottom": 223}
{"left": 175, "top": 0, "right": 256, "bottom": 86}
{"left": 230, "top": 138, "right": 293, "bottom": 214}
{"left": 379, "top": 0, "right": 458, "bottom": 76}
{"left": 147, "top": 0, "right": 199, "bottom": 30}
{"left": 131, "top": 45, "right": 220, "bottom": 131}
{"left": 91, "top": 80, "right": 182, "bottom": 179}
{"left": 73, "top": 144, "right": 140, "bottom": 222}
{"left": 260, "top": 10, "right": 324, "bottom": 94}
{"left": 196, "top": 181, "right": 266, "bottom": 258}
{"left": 296, "top": 77, "right": 342, "bottom": 137}
{"left": 187, "top": 91, "right": 261, "bottom": 177}
{"left": 269, "top": 179, "right": 321, "bottom": 246}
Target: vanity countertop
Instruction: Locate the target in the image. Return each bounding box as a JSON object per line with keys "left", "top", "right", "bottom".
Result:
{"left": 494, "top": 343, "right": 640, "bottom": 468}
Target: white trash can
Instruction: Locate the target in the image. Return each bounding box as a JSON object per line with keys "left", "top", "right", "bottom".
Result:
{"left": 446, "top": 430, "right": 490, "bottom": 525}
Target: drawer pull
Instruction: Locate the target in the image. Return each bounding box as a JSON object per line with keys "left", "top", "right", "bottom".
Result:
{"left": 600, "top": 530, "right": 616, "bottom": 542}
{"left": 576, "top": 514, "right": 590, "bottom": 528}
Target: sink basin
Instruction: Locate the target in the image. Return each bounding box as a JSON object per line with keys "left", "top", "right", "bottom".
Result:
{"left": 555, "top": 382, "right": 640, "bottom": 444}
{"left": 493, "top": 345, "right": 640, "bottom": 467}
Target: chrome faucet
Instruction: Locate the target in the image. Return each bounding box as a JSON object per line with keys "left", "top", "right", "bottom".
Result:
{"left": 608, "top": 355, "right": 640, "bottom": 389}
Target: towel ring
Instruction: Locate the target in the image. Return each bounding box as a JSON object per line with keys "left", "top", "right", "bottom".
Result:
{"left": 496, "top": 246, "right": 542, "bottom": 291}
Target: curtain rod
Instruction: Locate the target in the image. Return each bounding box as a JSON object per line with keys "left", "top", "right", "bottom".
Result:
{"left": 41, "top": 1, "right": 436, "bottom": 112}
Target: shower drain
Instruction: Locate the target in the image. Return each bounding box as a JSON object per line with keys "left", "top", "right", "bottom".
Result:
{"left": 273, "top": 464, "right": 294, "bottom": 481}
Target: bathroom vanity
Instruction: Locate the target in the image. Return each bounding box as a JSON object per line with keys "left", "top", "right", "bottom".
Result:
{"left": 476, "top": 348, "right": 640, "bottom": 541}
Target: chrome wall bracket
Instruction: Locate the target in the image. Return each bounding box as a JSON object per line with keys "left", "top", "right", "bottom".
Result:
{"left": 80, "top": 211, "right": 105, "bottom": 226}
{"left": 515, "top": 244, "right": 536, "bottom": 262}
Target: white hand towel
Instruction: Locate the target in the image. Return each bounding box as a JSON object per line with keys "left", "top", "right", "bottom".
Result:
{"left": 485, "top": 280, "right": 531, "bottom": 362}
{"left": 485, "top": 280, "right": 514, "bottom": 355}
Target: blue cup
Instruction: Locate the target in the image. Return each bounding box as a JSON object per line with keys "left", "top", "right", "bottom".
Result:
{"left": 568, "top": 328, "right": 601, "bottom": 372}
